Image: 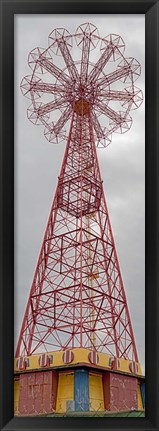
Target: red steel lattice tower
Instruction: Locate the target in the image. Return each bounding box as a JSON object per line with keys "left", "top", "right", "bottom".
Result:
{"left": 16, "top": 23, "right": 143, "bottom": 362}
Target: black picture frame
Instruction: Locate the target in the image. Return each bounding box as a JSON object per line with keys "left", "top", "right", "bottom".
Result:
{"left": 0, "top": 0, "right": 158, "bottom": 430}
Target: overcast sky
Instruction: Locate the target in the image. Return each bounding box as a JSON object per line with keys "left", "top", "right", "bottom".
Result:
{"left": 14, "top": 14, "right": 145, "bottom": 373}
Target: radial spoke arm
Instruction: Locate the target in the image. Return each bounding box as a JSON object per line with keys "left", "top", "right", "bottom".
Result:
{"left": 95, "top": 100, "right": 123, "bottom": 125}
{"left": 99, "top": 89, "right": 134, "bottom": 102}
{"left": 80, "top": 35, "right": 91, "bottom": 86}
{"left": 97, "top": 64, "right": 130, "bottom": 88}
{"left": 92, "top": 111, "right": 105, "bottom": 138}
{"left": 38, "top": 57, "right": 71, "bottom": 86}
{"left": 30, "top": 81, "right": 67, "bottom": 95}
{"left": 56, "top": 39, "right": 79, "bottom": 82}
{"left": 88, "top": 44, "right": 114, "bottom": 84}
{"left": 53, "top": 105, "right": 72, "bottom": 135}
{"left": 37, "top": 98, "right": 69, "bottom": 117}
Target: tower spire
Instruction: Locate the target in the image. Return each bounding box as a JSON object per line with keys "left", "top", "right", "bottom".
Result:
{"left": 17, "top": 23, "right": 143, "bottom": 363}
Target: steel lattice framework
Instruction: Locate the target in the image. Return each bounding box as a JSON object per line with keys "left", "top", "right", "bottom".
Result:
{"left": 16, "top": 23, "right": 143, "bottom": 361}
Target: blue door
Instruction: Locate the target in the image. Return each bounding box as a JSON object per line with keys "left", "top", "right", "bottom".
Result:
{"left": 74, "top": 369, "right": 89, "bottom": 411}
{"left": 140, "top": 382, "right": 145, "bottom": 408}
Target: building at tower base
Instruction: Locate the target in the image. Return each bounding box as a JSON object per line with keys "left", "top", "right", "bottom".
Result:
{"left": 14, "top": 348, "right": 145, "bottom": 416}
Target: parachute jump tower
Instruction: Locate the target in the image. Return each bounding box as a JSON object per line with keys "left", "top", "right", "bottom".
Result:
{"left": 14, "top": 23, "right": 144, "bottom": 416}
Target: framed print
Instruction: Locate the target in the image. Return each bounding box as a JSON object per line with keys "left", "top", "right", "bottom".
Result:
{"left": 0, "top": 1, "right": 159, "bottom": 431}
